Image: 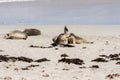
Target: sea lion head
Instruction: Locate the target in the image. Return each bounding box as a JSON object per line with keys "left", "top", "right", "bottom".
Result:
{"left": 55, "top": 33, "right": 69, "bottom": 45}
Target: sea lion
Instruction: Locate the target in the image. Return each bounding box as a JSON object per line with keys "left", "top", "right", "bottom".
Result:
{"left": 52, "top": 26, "right": 69, "bottom": 46}
{"left": 54, "top": 33, "right": 69, "bottom": 45}
{"left": 5, "top": 30, "right": 28, "bottom": 40}
{"left": 23, "top": 28, "right": 41, "bottom": 36}
{"left": 68, "top": 33, "right": 88, "bottom": 44}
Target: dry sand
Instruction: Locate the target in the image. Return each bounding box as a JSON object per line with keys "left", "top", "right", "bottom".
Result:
{"left": 0, "top": 25, "right": 120, "bottom": 80}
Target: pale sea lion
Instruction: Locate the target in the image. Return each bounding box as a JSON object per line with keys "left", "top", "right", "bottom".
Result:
{"left": 23, "top": 28, "right": 41, "bottom": 36}
{"left": 52, "top": 26, "right": 69, "bottom": 45}
{"left": 68, "top": 33, "right": 88, "bottom": 44}
{"left": 5, "top": 30, "right": 28, "bottom": 40}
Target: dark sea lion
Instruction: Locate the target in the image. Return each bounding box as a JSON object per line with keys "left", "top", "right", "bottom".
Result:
{"left": 23, "top": 28, "right": 41, "bottom": 36}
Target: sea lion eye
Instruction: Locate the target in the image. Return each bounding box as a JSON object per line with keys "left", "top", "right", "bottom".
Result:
{"left": 6, "top": 34, "right": 9, "bottom": 36}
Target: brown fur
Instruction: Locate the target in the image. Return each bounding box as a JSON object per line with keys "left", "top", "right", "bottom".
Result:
{"left": 23, "top": 28, "right": 41, "bottom": 36}
{"left": 68, "top": 33, "right": 87, "bottom": 44}
{"left": 54, "top": 33, "right": 69, "bottom": 45}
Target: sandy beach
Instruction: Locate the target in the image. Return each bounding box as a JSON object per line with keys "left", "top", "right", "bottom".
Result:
{"left": 0, "top": 25, "right": 120, "bottom": 80}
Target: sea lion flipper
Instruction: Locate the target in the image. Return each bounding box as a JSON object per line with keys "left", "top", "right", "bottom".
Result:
{"left": 64, "top": 26, "right": 68, "bottom": 34}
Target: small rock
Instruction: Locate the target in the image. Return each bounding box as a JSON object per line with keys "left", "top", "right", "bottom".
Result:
{"left": 79, "top": 66, "right": 86, "bottom": 69}
{"left": 90, "top": 65, "right": 99, "bottom": 68}
{"left": 42, "top": 74, "right": 49, "bottom": 77}
{"left": 82, "top": 47, "right": 87, "bottom": 49}
{"left": 21, "top": 67, "right": 30, "bottom": 70}
{"left": 0, "top": 50, "right": 3, "bottom": 52}
{"left": 62, "top": 68, "right": 70, "bottom": 71}
{"left": 55, "top": 48, "right": 58, "bottom": 50}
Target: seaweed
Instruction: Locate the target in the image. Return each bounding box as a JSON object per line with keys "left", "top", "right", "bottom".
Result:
{"left": 58, "top": 58, "right": 84, "bottom": 65}
{"left": 91, "top": 58, "right": 108, "bottom": 62}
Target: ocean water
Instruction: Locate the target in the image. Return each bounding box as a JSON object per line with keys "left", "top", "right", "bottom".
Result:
{"left": 0, "top": 1, "right": 120, "bottom": 25}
